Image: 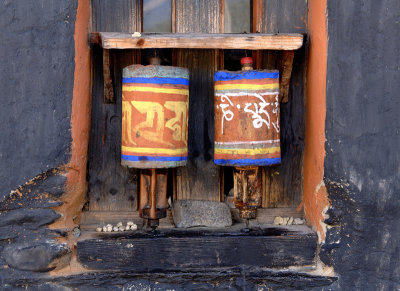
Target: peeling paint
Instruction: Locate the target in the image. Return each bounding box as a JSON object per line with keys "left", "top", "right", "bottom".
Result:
{"left": 303, "top": 0, "right": 331, "bottom": 243}
{"left": 50, "top": 0, "right": 91, "bottom": 241}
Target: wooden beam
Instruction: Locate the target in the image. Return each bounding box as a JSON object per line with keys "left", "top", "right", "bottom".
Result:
{"left": 77, "top": 225, "right": 317, "bottom": 271}
{"left": 102, "top": 49, "right": 114, "bottom": 104}
{"left": 279, "top": 50, "right": 295, "bottom": 103}
{"left": 91, "top": 32, "right": 303, "bottom": 50}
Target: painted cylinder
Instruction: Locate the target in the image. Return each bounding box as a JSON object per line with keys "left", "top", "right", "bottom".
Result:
{"left": 121, "top": 65, "right": 189, "bottom": 168}
{"left": 214, "top": 69, "right": 281, "bottom": 166}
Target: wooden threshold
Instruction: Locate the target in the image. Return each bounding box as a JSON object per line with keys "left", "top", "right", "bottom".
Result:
{"left": 77, "top": 224, "right": 317, "bottom": 271}
{"left": 91, "top": 32, "right": 303, "bottom": 50}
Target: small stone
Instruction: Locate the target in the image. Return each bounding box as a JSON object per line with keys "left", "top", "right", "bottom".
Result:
{"left": 106, "top": 224, "right": 112, "bottom": 228}
{"left": 102, "top": 226, "right": 107, "bottom": 232}
{"left": 130, "top": 224, "right": 138, "bottom": 231}
{"left": 72, "top": 227, "right": 81, "bottom": 238}
{"left": 96, "top": 227, "right": 102, "bottom": 232}
{"left": 118, "top": 226, "right": 125, "bottom": 231}
{"left": 293, "top": 218, "right": 305, "bottom": 225}
{"left": 282, "top": 217, "right": 289, "bottom": 225}
{"left": 127, "top": 221, "right": 134, "bottom": 226}
{"left": 106, "top": 225, "right": 113, "bottom": 232}
{"left": 116, "top": 222, "right": 123, "bottom": 227}
{"left": 125, "top": 225, "right": 131, "bottom": 231}
{"left": 113, "top": 226, "right": 119, "bottom": 232}
{"left": 224, "top": 195, "right": 235, "bottom": 209}
{"left": 273, "top": 216, "right": 284, "bottom": 225}
{"left": 288, "top": 216, "right": 294, "bottom": 225}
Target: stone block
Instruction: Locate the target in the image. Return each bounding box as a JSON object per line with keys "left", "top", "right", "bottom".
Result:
{"left": 0, "top": 208, "right": 60, "bottom": 229}
{"left": 3, "top": 240, "right": 71, "bottom": 272}
{"left": 172, "top": 200, "right": 232, "bottom": 228}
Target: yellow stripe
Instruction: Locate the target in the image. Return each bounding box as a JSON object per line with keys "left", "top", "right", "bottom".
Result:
{"left": 215, "top": 83, "right": 279, "bottom": 91}
{"left": 123, "top": 86, "right": 189, "bottom": 95}
{"left": 214, "top": 147, "right": 280, "bottom": 155}
{"left": 122, "top": 146, "right": 187, "bottom": 155}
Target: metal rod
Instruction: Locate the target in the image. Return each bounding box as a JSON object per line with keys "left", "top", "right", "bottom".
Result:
{"left": 150, "top": 168, "right": 157, "bottom": 220}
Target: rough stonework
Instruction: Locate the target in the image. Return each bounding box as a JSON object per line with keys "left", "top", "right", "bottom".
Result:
{"left": 172, "top": 200, "right": 232, "bottom": 228}
{"left": 3, "top": 240, "right": 71, "bottom": 272}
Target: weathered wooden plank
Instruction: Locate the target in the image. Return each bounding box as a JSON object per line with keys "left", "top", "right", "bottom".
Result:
{"left": 77, "top": 226, "right": 317, "bottom": 271}
{"left": 175, "top": 0, "right": 221, "bottom": 33}
{"left": 262, "top": 0, "right": 308, "bottom": 34}
{"left": 91, "top": 0, "right": 141, "bottom": 33}
{"left": 87, "top": 0, "right": 141, "bottom": 211}
{"left": 94, "top": 32, "right": 303, "bottom": 50}
{"left": 87, "top": 48, "right": 139, "bottom": 211}
{"left": 174, "top": 1, "right": 222, "bottom": 202}
{"left": 176, "top": 49, "right": 220, "bottom": 202}
{"left": 102, "top": 49, "right": 114, "bottom": 103}
{"left": 279, "top": 50, "right": 295, "bottom": 103}
{"left": 260, "top": 1, "right": 308, "bottom": 208}
{"left": 262, "top": 48, "right": 306, "bottom": 208}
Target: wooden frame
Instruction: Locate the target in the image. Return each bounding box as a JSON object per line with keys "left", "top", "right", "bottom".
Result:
{"left": 91, "top": 32, "right": 303, "bottom": 50}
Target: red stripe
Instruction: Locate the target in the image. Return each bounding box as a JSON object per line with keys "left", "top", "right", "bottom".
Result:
{"left": 122, "top": 91, "right": 188, "bottom": 102}
{"left": 215, "top": 79, "right": 278, "bottom": 86}
{"left": 122, "top": 151, "right": 188, "bottom": 158}
{"left": 214, "top": 152, "right": 280, "bottom": 160}
{"left": 122, "top": 83, "right": 188, "bottom": 90}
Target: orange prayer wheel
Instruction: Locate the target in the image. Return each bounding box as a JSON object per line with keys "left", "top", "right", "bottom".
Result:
{"left": 122, "top": 59, "right": 189, "bottom": 229}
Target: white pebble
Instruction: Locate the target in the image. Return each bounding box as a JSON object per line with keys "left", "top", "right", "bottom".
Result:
{"left": 273, "top": 216, "right": 284, "bottom": 225}
{"left": 125, "top": 225, "right": 131, "bottom": 231}
{"left": 130, "top": 224, "right": 138, "bottom": 231}
{"left": 106, "top": 226, "right": 113, "bottom": 232}
{"left": 118, "top": 226, "right": 125, "bottom": 231}
{"left": 116, "top": 222, "right": 123, "bottom": 227}
{"left": 113, "top": 226, "right": 119, "bottom": 232}
{"left": 106, "top": 224, "right": 112, "bottom": 228}
{"left": 283, "top": 217, "right": 289, "bottom": 225}
{"left": 102, "top": 226, "right": 107, "bottom": 232}
{"left": 96, "top": 227, "right": 102, "bottom": 232}
{"left": 293, "top": 218, "right": 305, "bottom": 225}
{"left": 288, "top": 216, "right": 294, "bottom": 225}
{"left": 127, "top": 221, "right": 134, "bottom": 226}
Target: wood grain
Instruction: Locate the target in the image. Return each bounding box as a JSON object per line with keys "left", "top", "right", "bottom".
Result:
{"left": 174, "top": 0, "right": 221, "bottom": 202}
{"left": 279, "top": 50, "right": 295, "bottom": 103}
{"left": 260, "top": 0, "right": 308, "bottom": 208}
{"left": 102, "top": 49, "right": 114, "bottom": 103}
{"left": 86, "top": 0, "right": 141, "bottom": 211}
{"left": 93, "top": 32, "right": 303, "bottom": 50}
{"left": 77, "top": 226, "right": 317, "bottom": 271}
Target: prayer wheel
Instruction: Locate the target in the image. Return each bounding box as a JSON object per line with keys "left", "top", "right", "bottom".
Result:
{"left": 214, "top": 57, "right": 280, "bottom": 223}
{"left": 122, "top": 59, "right": 189, "bottom": 229}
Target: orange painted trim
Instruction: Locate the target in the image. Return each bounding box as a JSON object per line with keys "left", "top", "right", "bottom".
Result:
{"left": 50, "top": 0, "right": 91, "bottom": 237}
{"left": 303, "top": 0, "right": 330, "bottom": 242}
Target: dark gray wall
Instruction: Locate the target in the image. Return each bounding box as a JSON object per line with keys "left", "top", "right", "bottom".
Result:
{"left": 0, "top": 0, "right": 77, "bottom": 198}
{"left": 323, "top": 0, "right": 400, "bottom": 289}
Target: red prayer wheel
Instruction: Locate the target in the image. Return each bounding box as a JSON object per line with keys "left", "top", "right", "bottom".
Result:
{"left": 214, "top": 57, "right": 281, "bottom": 222}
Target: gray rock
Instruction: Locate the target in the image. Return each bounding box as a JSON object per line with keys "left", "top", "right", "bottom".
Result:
{"left": 3, "top": 240, "right": 71, "bottom": 272}
{"left": 0, "top": 208, "right": 60, "bottom": 229}
{"left": 172, "top": 200, "right": 232, "bottom": 228}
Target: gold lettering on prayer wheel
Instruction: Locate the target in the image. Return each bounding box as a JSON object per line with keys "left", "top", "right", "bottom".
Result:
{"left": 121, "top": 65, "right": 189, "bottom": 169}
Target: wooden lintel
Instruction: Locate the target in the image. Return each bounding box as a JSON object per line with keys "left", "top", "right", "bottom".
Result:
{"left": 279, "top": 50, "right": 295, "bottom": 103}
{"left": 91, "top": 32, "right": 303, "bottom": 50}
{"left": 102, "top": 49, "right": 114, "bottom": 104}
